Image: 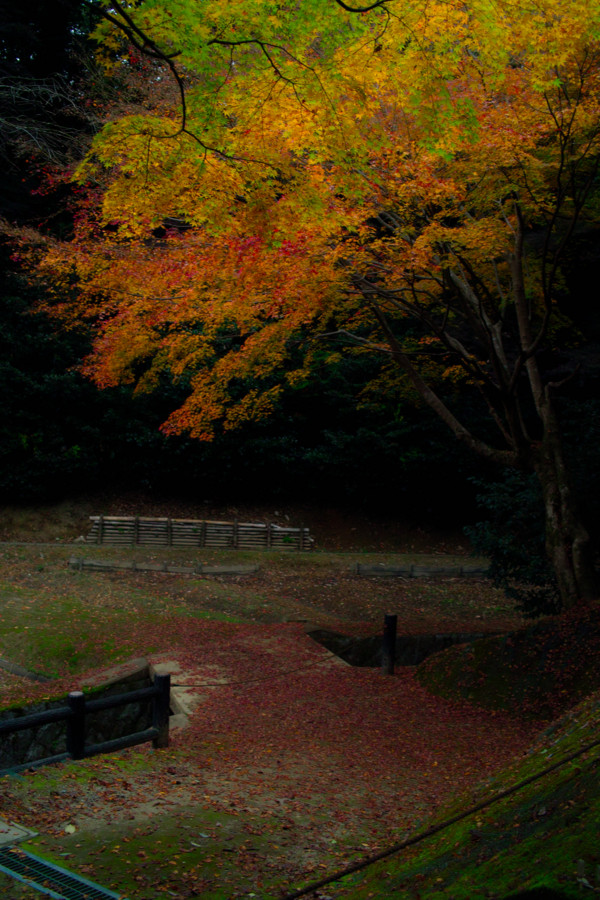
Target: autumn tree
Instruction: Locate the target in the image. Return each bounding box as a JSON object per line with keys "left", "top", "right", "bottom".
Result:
{"left": 31, "top": 0, "right": 600, "bottom": 609}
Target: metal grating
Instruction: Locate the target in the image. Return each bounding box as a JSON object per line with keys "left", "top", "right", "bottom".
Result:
{"left": 0, "top": 847, "right": 123, "bottom": 899}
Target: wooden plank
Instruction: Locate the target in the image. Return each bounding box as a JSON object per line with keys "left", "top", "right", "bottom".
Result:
{"left": 86, "top": 515, "right": 312, "bottom": 550}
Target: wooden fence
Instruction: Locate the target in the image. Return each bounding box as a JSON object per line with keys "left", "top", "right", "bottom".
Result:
{"left": 87, "top": 516, "right": 313, "bottom": 550}
{"left": 0, "top": 674, "right": 170, "bottom": 776}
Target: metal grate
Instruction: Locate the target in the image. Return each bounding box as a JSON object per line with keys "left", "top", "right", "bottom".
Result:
{"left": 0, "top": 847, "right": 123, "bottom": 899}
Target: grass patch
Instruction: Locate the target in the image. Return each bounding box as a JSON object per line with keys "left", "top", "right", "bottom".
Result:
{"left": 417, "top": 605, "right": 600, "bottom": 721}
{"left": 0, "top": 583, "right": 161, "bottom": 679}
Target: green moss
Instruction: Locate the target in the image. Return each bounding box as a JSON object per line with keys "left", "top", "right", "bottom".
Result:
{"left": 21, "top": 803, "right": 362, "bottom": 899}
{"left": 417, "top": 608, "right": 600, "bottom": 721}
{"left": 1, "top": 544, "right": 598, "bottom": 900}
{"left": 326, "top": 693, "right": 600, "bottom": 899}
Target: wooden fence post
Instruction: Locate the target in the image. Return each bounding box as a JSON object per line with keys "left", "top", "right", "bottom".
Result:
{"left": 382, "top": 614, "right": 397, "bottom": 676}
{"left": 67, "top": 692, "right": 86, "bottom": 759}
{"left": 152, "top": 674, "right": 171, "bottom": 749}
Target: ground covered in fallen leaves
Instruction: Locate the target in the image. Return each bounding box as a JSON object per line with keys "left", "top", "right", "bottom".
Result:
{"left": 0, "top": 621, "right": 541, "bottom": 899}
{"left": 0, "top": 497, "right": 552, "bottom": 898}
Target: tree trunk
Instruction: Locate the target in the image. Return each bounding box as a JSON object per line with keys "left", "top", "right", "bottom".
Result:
{"left": 533, "top": 406, "right": 598, "bottom": 609}
{"left": 368, "top": 291, "right": 597, "bottom": 611}
{"left": 509, "top": 224, "right": 597, "bottom": 610}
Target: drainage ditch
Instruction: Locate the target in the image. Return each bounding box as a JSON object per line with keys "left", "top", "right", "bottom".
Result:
{"left": 308, "top": 629, "right": 503, "bottom": 667}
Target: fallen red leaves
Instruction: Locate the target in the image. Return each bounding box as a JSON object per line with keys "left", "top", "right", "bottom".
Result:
{"left": 417, "top": 603, "right": 600, "bottom": 721}
{"left": 0, "top": 544, "right": 548, "bottom": 898}
{"left": 159, "top": 621, "right": 537, "bottom": 831}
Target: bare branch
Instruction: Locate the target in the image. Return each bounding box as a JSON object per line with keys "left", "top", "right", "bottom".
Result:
{"left": 364, "top": 294, "right": 520, "bottom": 466}
{"left": 334, "top": 0, "right": 394, "bottom": 11}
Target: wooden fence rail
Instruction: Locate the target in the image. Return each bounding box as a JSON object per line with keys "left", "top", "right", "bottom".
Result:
{"left": 0, "top": 674, "right": 170, "bottom": 776}
{"left": 87, "top": 516, "right": 313, "bottom": 550}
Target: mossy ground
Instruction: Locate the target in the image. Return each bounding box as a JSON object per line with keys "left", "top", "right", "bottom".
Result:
{"left": 3, "top": 692, "right": 599, "bottom": 899}
{"left": 0, "top": 505, "right": 597, "bottom": 900}
{"left": 417, "top": 605, "right": 600, "bottom": 721}
{"left": 321, "top": 691, "right": 600, "bottom": 899}
{"left": 1, "top": 747, "right": 386, "bottom": 899}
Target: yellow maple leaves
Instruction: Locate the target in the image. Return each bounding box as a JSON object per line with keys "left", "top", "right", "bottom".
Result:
{"left": 32, "top": 0, "right": 600, "bottom": 439}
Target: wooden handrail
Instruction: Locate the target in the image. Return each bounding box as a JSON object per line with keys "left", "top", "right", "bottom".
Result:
{"left": 0, "top": 674, "right": 171, "bottom": 773}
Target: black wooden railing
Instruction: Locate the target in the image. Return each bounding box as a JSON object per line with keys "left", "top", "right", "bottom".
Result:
{"left": 0, "top": 674, "right": 170, "bottom": 775}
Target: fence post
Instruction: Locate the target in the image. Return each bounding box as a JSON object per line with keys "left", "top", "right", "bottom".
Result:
{"left": 152, "top": 674, "right": 171, "bottom": 749}
{"left": 382, "top": 614, "right": 397, "bottom": 676}
{"left": 67, "top": 692, "right": 86, "bottom": 759}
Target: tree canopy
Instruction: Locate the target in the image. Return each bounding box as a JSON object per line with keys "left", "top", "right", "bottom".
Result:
{"left": 19, "top": 0, "right": 600, "bottom": 608}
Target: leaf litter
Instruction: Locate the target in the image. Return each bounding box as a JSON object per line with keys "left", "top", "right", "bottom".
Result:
{"left": 0, "top": 537, "right": 540, "bottom": 898}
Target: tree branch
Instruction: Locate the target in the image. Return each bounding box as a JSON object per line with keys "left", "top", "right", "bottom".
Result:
{"left": 357, "top": 290, "right": 520, "bottom": 465}
{"left": 334, "top": 0, "right": 394, "bottom": 11}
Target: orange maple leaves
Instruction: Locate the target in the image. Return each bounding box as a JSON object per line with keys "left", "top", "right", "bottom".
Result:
{"left": 31, "top": 0, "right": 600, "bottom": 439}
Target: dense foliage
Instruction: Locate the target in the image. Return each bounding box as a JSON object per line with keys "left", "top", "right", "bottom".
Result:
{"left": 0, "top": 245, "right": 487, "bottom": 515}
{"left": 2, "top": 0, "right": 599, "bottom": 607}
